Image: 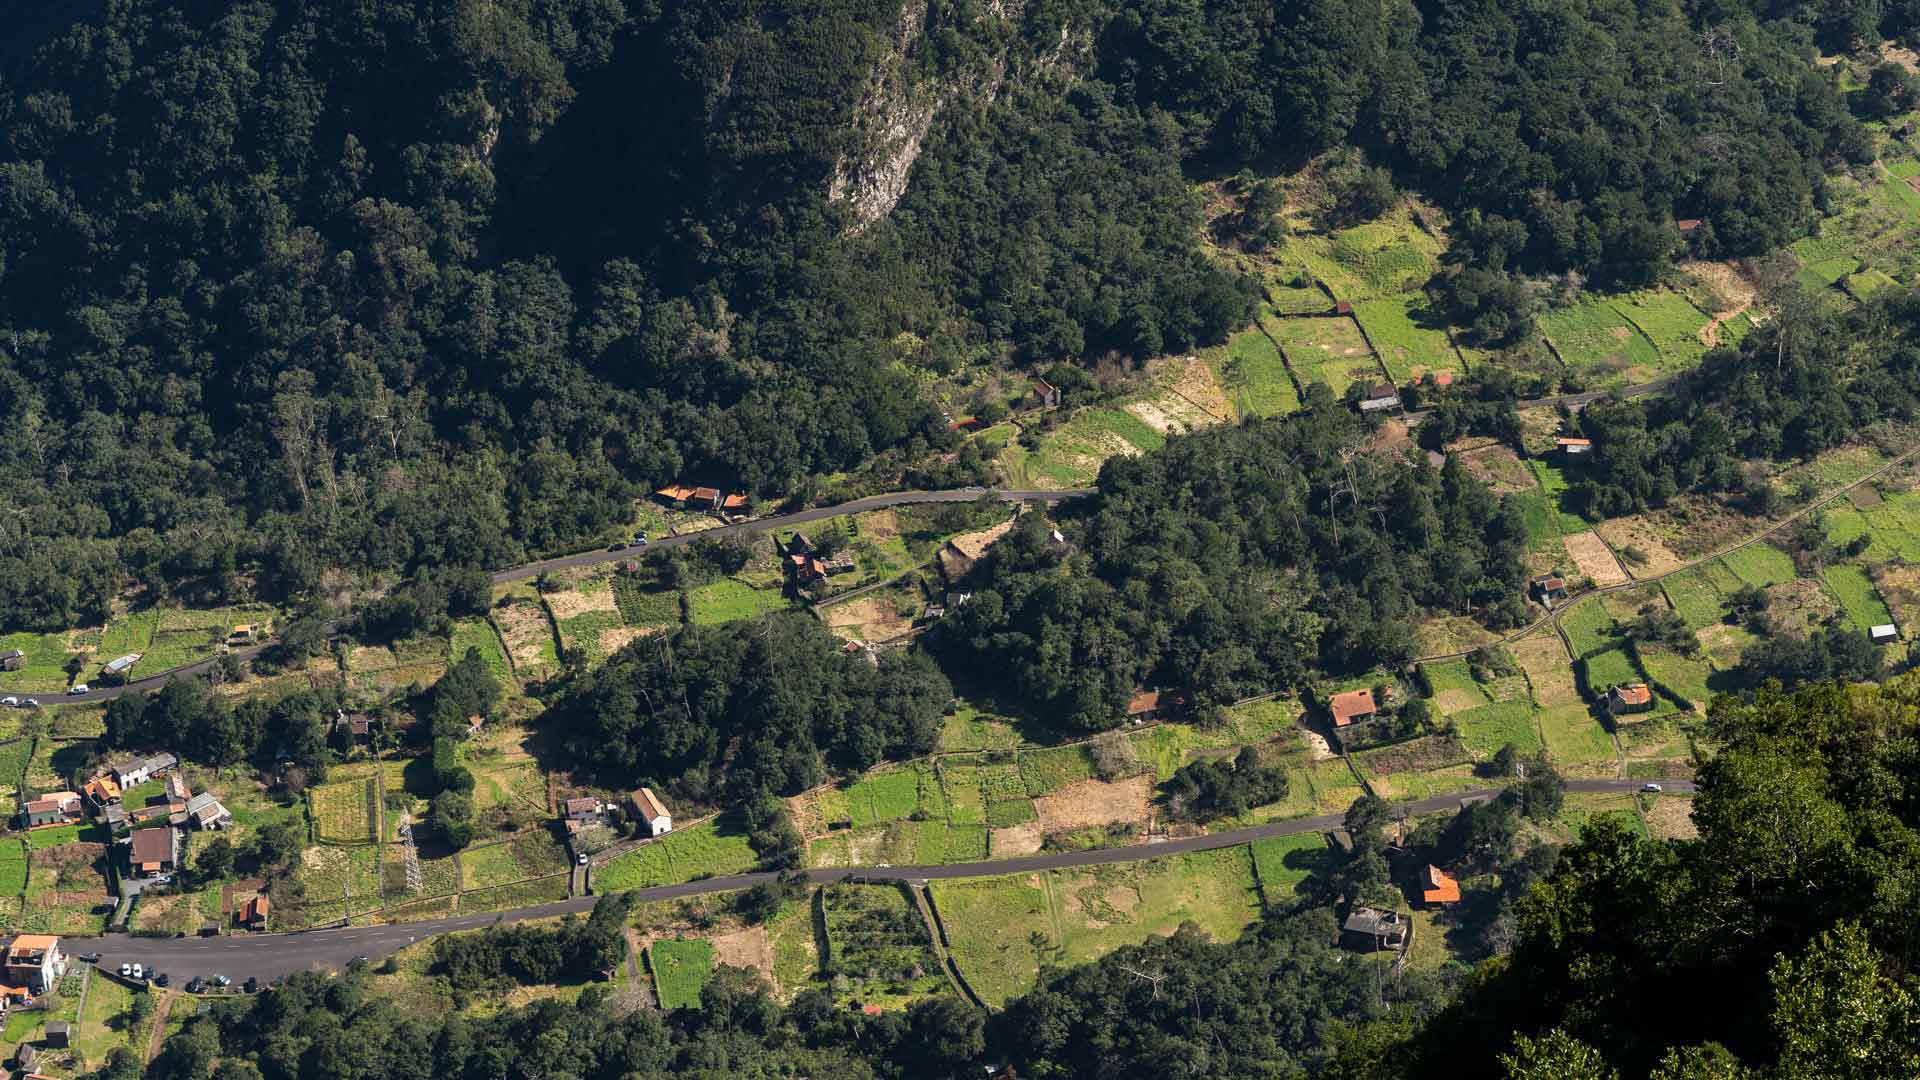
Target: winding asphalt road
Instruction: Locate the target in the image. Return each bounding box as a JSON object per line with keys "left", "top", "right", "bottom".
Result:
{"left": 84, "top": 777, "right": 1688, "bottom": 983}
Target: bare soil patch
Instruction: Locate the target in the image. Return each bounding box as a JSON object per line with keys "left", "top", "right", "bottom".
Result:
{"left": 1513, "top": 634, "right": 1579, "bottom": 706}
{"left": 1643, "top": 797, "right": 1699, "bottom": 841}
{"left": 1365, "top": 418, "right": 1415, "bottom": 460}
{"left": 1762, "top": 579, "right": 1839, "bottom": 636}
{"left": 494, "top": 601, "right": 556, "bottom": 670}
{"left": 1875, "top": 564, "right": 1920, "bottom": 629}
{"left": 823, "top": 596, "right": 914, "bottom": 642}
{"left": 598, "top": 626, "right": 655, "bottom": 655}
{"left": 1564, "top": 531, "right": 1631, "bottom": 586}
{"left": 1882, "top": 42, "right": 1920, "bottom": 73}
{"left": 1432, "top": 689, "right": 1484, "bottom": 716}
{"left": 990, "top": 822, "right": 1045, "bottom": 857}
{"left": 847, "top": 828, "right": 891, "bottom": 865}
{"left": 543, "top": 580, "right": 618, "bottom": 620}
{"left": 1849, "top": 484, "right": 1885, "bottom": 508}
{"left": 1033, "top": 774, "right": 1153, "bottom": 833}
{"left": 709, "top": 924, "right": 775, "bottom": 982}
{"left": 1168, "top": 355, "right": 1233, "bottom": 421}
{"left": 1458, "top": 445, "right": 1537, "bottom": 494}
{"left": 1595, "top": 517, "right": 1687, "bottom": 576}
{"left": 940, "top": 518, "right": 1017, "bottom": 580}
{"left": 1301, "top": 729, "right": 1335, "bottom": 761}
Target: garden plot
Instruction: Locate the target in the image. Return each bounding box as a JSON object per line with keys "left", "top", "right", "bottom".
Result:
{"left": 1874, "top": 565, "right": 1920, "bottom": 635}
{"left": 649, "top": 939, "right": 715, "bottom": 1009}
{"left": 686, "top": 579, "right": 789, "bottom": 626}
{"left": 1539, "top": 704, "right": 1618, "bottom": 774}
{"left": 1798, "top": 255, "right": 1860, "bottom": 290}
{"left": 1265, "top": 271, "right": 1332, "bottom": 314}
{"left": 1593, "top": 516, "right": 1687, "bottom": 576}
{"left": 1722, "top": 543, "right": 1797, "bottom": 589}
{"left": 1526, "top": 459, "right": 1594, "bottom": 539}
{"left": 1643, "top": 796, "right": 1700, "bottom": 841}
{"left": 1123, "top": 355, "right": 1234, "bottom": 435}
{"left": 544, "top": 575, "right": 629, "bottom": 664}
{"left": 450, "top": 619, "right": 512, "bottom": 682}
{"left": 310, "top": 779, "right": 377, "bottom": 844}
{"left": 1015, "top": 408, "right": 1165, "bottom": 489}
{"left": 1608, "top": 291, "right": 1710, "bottom": 372}
{"left": 938, "top": 706, "right": 1026, "bottom": 752}
{"left": 819, "top": 883, "right": 948, "bottom": 1008}
{"left": 137, "top": 605, "right": 276, "bottom": 677}
{"left": 1046, "top": 849, "right": 1263, "bottom": 969}
{"left": 1354, "top": 295, "right": 1464, "bottom": 383}
{"left": 821, "top": 589, "right": 918, "bottom": 644}
{"left": 290, "top": 844, "right": 382, "bottom": 921}
{"left": 1563, "top": 532, "right": 1630, "bottom": 586}
{"left": 841, "top": 766, "right": 933, "bottom": 830}
{"left": 1454, "top": 701, "right": 1542, "bottom": 756}
{"left": 491, "top": 591, "right": 559, "bottom": 677}
{"left": 1265, "top": 315, "right": 1385, "bottom": 398}
{"left": 1208, "top": 330, "right": 1301, "bottom": 420}
{"left": 1017, "top": 746, "right": 1095, "bottom": 798}
{"left": 1420, "top": 659, "right": 1489, "bottom": 715}
{"left": 1032, "top": 774, "right": 1152, "bottom": 833}
{"left": 596, "top": 820, "right": 758, "bottom": 891}
{"left": 1280, "top": 204, "right": 1443, "bottom": 301}
{"left": 1540, "top": 298, "right": 1659, "bottom": 384}
{"left": 1823, "top": 564, "right": 1895, "bottom": 630}
{"left": 1456, "top": 445, "right": 1536, "bottom": 495}
{"left": 1662, "top": 568, "right": 1732, "bottom": 631}
{"left": 1561, "top": 600, "right": 1622, "bottom": 659}
{"left": 1639, "top": 647, "right": 1714, "bottom": 714}
{"left": 613, "top": 569, "right": 684, "bottom": 629}
{"left": 928, "top": 875, "right": 1050, "bottom": 1007}
{"left": 0, "top": 630, "right": 79, "bottom": 693}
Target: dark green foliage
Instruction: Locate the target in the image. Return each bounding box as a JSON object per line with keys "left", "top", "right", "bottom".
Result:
{"left": 105, "top": 677, "right": 330, "bottom": 775}
{"left": 1735, "top": 626, "right": 1882, "bottom": 690}
{"left": 429, "top": 789, "right": 474, "bottom": 850}
{"left": 1164, "top": 746, "right": 1288, "bottom": 823}
{"left": 423, "top": 648, "right": 502, "bottom": 739}
{"left": 548, "top": 614, "right": 949, "bottom": 805}
{"left": 433, "top": 893, "right": 632, "bottom": 990}
{"left": 931, "top": 413, "right": 1528, "bottom": 729}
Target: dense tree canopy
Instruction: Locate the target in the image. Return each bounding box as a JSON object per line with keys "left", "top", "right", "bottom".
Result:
{"left": 547, "top": 614, "right": 951, "bottom": 805}
{"left": 932, "top": 410, "right": 1530, "bottom": 729}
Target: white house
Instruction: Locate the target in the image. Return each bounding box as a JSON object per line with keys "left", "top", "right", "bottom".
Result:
{"left": 109, "top": 752, "right": 178, "bottom": 789}
{"left": 631, "top": 788, "right": 672, "bottom": 837}
{"left": 3, "top": 936, "right": 65, "bottom": 994}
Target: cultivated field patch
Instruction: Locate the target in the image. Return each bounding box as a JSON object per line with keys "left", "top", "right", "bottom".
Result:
{"left": 1033, "top": 774, "right": 1152, "bottom": 833}
{"left": 1047, "top": 849, "right": 1263, "bottom": 969}
{"left": 1266, "top": 315, "right": 1384, "bottom": 398}
{"left": 310, "top": 779, "right": 376, "bottom": 844}
{"left": 1209, "top": 328, "right": 1301, "bottom": 419}
{"left": 929, "top": 875, "right": 1050, "bottom": 1007}
{"left": 1563, "top": 532, "right": 1630, "bottom": 586}
{"left": 1353, "top": 295, "right": 1463, "bottom": 383}
{"left": 650, "top": 939, "right": 715, "bottom": 1009}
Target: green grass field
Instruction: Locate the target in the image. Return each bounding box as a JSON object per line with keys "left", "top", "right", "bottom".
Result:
{"left": 1265, "top": 314, "right": 1385, "bottom": 398}
{"left": 1640, "top": 647, "right": 1714, "bottom": 712}
{"left": 1823, "top": 564, "right": 1895, "bottom": 629}
{"left": 844, "top": 769, "right": 924, "bottom": 829}
{"left": 310, "top": 780, "right": 376, "bottom": 844}
{"left": 1017, "top": 746, "right": 1094, "bottom": 797}
{"left": 613, "top": 573, "right": 683, "bottom": 627}
{"left": 929, "top": 875, "right": 1050, "bottom": 1007}
{"left": 1608, "top": 291, "right": 1709, "bottom": 372}
{"left": 1722, "top": 543, "right": 1796, "bottom": 588}
{"left": 1454, "top": 701, "right": 1542, "bottom": 756}
{"left": 0, "top": 840, "right": 25, "bottom": 897}
{"left": 1580, "top": 645, "right": 1645, "bottom": 698}
{"left": 1844, "top": 268, "right": 1899, "bottom": 300}
{"left": 1540, "top": 298, "right": 1659, "bottom": 383}
{"left": 1562, "top": 601, "right": 1620, "bottom": 658}
{"left": 1352, "top": 295, "right": 1463, "bottom": 383}
{"left": 1526, "top": 460, "right": 1591, "bottom": 537}
{"left": 1264, "top": 275, "right": 1331, "bottom": 315}
{"left": 1797, "top": 255, "right": 1860, "bottom": 290}
{"left": 1249, "top": 834, "right": 1327, "bottom": 906}
{"left": 1021, "top": 408, "right": 1166, "bottom": 488}
{"left": 1539, "top": 704, "right": 1617, "bottom": 765}
{"left": 686, "top": 579, "right": 790, "bottom": 626}
{"left": 1213, "top": 328, "right": 1302, "bottom": 418}
{"left": 1046, "top": 849, "right": 1263, "bottom": 969}
{"left": 449, "top": 619, "right": 512, "bottom": 681}
{"left": 0, "top": 631, "right": 77, "bottom": 693}
{"left": 1661, "top": 568, "right": 1730, "bottom": 631}
{"left": 650, "top": 939, "right": 715, "bottom": 1009}
{"left": 597, "top": 820, "right": 758, "bottom": 890}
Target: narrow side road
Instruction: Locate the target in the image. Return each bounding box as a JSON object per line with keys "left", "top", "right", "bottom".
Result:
{"left": 87, "top": 778, "right": 1687, "bottom": 982}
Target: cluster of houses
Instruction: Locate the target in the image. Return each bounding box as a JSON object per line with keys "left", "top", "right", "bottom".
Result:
{"left": 562, "top": 787, "right": 673, "bottom": 858}
{"left": 782, "top": 534, "right": 856, "bottom": 586}
{"left": 29, "top": 752, "right": 236, "bottom": 882}
{"left": 653, "top": 484, "right": 751, "bottom": 516}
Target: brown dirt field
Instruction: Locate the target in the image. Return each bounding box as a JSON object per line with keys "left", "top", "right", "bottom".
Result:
{"left": 822, "top": 596, "right": 914, "bottom": 642}
{"left": 1882, "top": 42, "right": 1920, "bottom": 73}
{"left": 1679, "top": 259, "right": 1758, "bottom": 313}
{"left": 1432, "top": 689, "right": 1484, "bottom": 716}
{"left": 493, "top": 601, "right": 556, "bottom": 670}
{"left": 1595, "top": 517, "right": 1687, "bottom": 576}
{"left": 1301, "top": 729, "right": 1336, "bottom": 761}
{"left": 1564, "top": 531, "right": 1631, "bottom": 586}
{"left": 1458, "top": 445, "right": 1537, "bottom": 494}
{"left": 599, "top": 626, "right": 655, "bottom": 655}
{"left": 1643, "top": 797, "right": 1699, "bottom": 841}
{"left": 1033, "top": 774, "right": 1153, "bottom": 833}
{"left": 856, "top": 509, "right": 901, "bottom": 543}
{"left": 847, "top": 828, "right": 891, "bottom": 865}
{"left": 1762, "top": 579, "right": 1839, "bottom": 636}
{"left": 1513, "top": 634, "right": 1579, "bottom": 705}
{"left": 1168, "top": 355, "right": 1234, "bottom": 421}
{"left": 709, "top": 925, "right": 775, "bottom": 983}
{"left": 1696, "top": 624, "right": 1751, "bottom": 667}
{"left": 946, "top": 519, "right": 1016, "bottom": 563}
{"left": 1849, "top": 484, "right": 1886, "bottom": 508}
{"left": 1365, "top": 418, "right": 1415, "bottom": 459}
{"left": 1600, "top": 586, "right": 1669, "bottom": 624}
{"left": 544, "top": 580, "right": 618, "bottom": 620}
{"left": 347, "top": 645, "right": 398, "bottom": 671}
{"left": 990, "top": 822, "right": 1045, "bottom": 857}
{"left": 1875, "top": 565, "right": 1920, "bottom": 629}
{"left": 1416, "top": 614, "right": 1500, "bottom": 656}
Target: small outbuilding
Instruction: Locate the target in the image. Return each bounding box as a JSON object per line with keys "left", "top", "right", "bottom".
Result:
{"left": 631, "top": 788, "right": 673, "bottom": 837}
{"left": 1420, "top": 865, "right": 1461, "bottom": 907}
{"left": 1356, "top": 384, "right": 1402, "bottom": 414}
{"left": 1557, "top": 437, "right": 1594, "bottom": 456}
{"left": 1607, "top": 683, "right": 1655, "bottom": 717}
{"left": 1531, "top": 575, "right": 1569, "bottom": 605}
{"left": 0, "top": 650, "right": 24, "bottom": 671}
{"left": 1341, "top": 907, "right": 1406, "bottom": 952}
{"left": 1871, "top": 623, "right": 1900, "bottom": 644}
{"left": 42, "top": 1022, "right": 68, "bottom": 1049}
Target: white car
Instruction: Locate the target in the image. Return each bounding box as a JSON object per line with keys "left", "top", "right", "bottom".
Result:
{"left": 0, "top": 697, "right": 17, "bottom": 707}
{"left": 119, "top": 963, "right": 130, "bottom": 977}
{"left": 131, "top": 963, "right": 143, "bottom": 980}
{"left": 1640, "top": 783, "right": 1663, "bottom": 793}
{"left": 67, "top": 684, "right": 88, "bottom": 695}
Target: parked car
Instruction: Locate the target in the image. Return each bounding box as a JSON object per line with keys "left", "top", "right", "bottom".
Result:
{"left": 608, "top": 540, "right": 627, "bottom": 551}
{"left": 243, "top": 977, "right": 258, "bottom": 994}
{"left": 119, "top": 963, "right": 130, "bottom": 977}
{"left": 185, "top": 978, "right": 204, "bottom": 994}
{"left": 22, "top": 699, "right": 38, "bottom": 708}
{"left": 212, "top": 974, "right": 231, "bottom": 987}
{"left": 68, "top": 684, "right": 88, "bottom": 695}
{"left": 1, "top": 697, "right": 18, "bottom": 707}
{"left": 78, "top": 952, "right": 100, "bottom": 963}
{"left": 577, "top": 853, "right": 588, "bottom": 866}
{"left": 130, "top": 963, "right": 143, "bottom": 980}
{"left": 1641, "top": 783, "right": 1663, "bottom": 793}
{"left": 153, "top": 973, "right": 169, "bottom": 987}
{"left": 633, "top": 535, "right": 648, "bottom": 546}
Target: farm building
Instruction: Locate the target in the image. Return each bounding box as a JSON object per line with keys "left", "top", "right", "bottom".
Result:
{"left": 563, "top": 797, "right": 604, "bottom": 825}
{"left": 124, "top": 826, "right": 179, "bottom": 879}
{"left": 1871, "top": 623, "right": 1900, "bottom": 644}
{"left": 720, "top": 492, "right": 750, "bottom": 513}
{"left": 653, "top": 484, "right": 697, "bottom": 505}
{"left": 1327, "top": 688, "right": 1379, "bottom": 728}
{"left": 42, "top": 1022, "right": 68, "bottom": 1049}
{"left": 1127, "top": 689, "right": 1188, "bottom": 723}
{"left": 690, "top": 487, "right": 722, "bottom": 508}
{"left": 106, "top": 753, "right": 177, "bottom": 789}
{"left": 1556, "top": 437, "right": 1593, "bottom": 456}
{"left": 1356, "top": 384, "right": 1403, "bottom": 414}
{"left": 1032, "top": 377, "right": 1061, "bottom": 408}
{"left": 0, "top": 650, "right": 23, "bottom": 671}
{"left": 1334, "top": 299, "right": 1354, "bottom": 315}
{"left": 632, "top": 788, "right": 673, "bottom": 837}
{"left": 1420, "top": 865, "right": 1461, "bottom": 907}
{"left": 1606, "top": 683, "right": 1655, "bottom": 717}
{"left": 227, "top": 624, "right": 256, "bottom": 642}
{"left": 1531, "top": 575, "right": 1569, "bottom": 605}
{"left": 1341, "top": 907, "right": 1406, "bottom": 952}
{"left": 186, "top": 792, "right": 231, "bottom": 830}
{"left": 1675, "top": 218, "right": 1702, "bottom": 235}
{"left": 20, "top": 793, "right": 80, "bottom": 829}
{"left": 101, "top": 653, "right": 142, "bottom": 679}
{"left": 237, "top": 895, "right": 270, "bottom": 931}
{"left": 83, "top": 775, "right": 121, "bottom": 806}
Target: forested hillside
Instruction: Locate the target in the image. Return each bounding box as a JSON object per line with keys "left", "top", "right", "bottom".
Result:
{"left": 0, "top": 0, "right": 1889, "bottom": 627}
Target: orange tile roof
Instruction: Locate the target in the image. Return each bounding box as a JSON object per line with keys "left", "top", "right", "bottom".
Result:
{"left": 632, "top": 787, "right": 670, "bottom": 820}
{"left": 1328, "top": 689, "right": 1378, "bottom": 727}
{"left": 1556, "top": 437, "right": 1592, "bottom": 447}
{"left": 655, "top": 485, "right": 696, "bottom": 501}
{"left": 1422, "top": 865, "right": 1461, "bottom": 905}
{"left": 1612, "top": 683, "right": 1653, "bottom": 706}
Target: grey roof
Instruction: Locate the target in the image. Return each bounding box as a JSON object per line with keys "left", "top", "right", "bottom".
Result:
{"left": 45, "top": 1022, "right": 68, "bottom": 1035}
{"left": 102, "top": 654, "right": 140, "bottom": 675}
{"left": 0, "top": 649, "right": 23, "bottom": 660}
{"left": 185, "top": 792, "right": 224, "bottom": 814}
{"left": 1342, "top": 907, "right": 1402, "bottom": 935}
{"left": 144, "top": 752, "right": 177, "bottom": 771}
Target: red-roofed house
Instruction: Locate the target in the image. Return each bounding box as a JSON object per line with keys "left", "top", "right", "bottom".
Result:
{"left": 1557, "top": 437, "right": 1593, "bottom": 456}
{"left": 1327, "top": 689, "right": 1378, "bottom": 728}
{"left": 1421, "top": 865, "right": 1461, "bottom": 906}
{"left": 631, "top": 788, "right": 673, "bottom": 837}
{"left": 1607, "top": 683, "right": 1655, "bottom": 717}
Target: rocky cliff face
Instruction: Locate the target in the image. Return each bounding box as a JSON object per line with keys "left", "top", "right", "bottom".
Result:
{"left": 828, "top": 0, "right": 1089, "bottom": 231}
